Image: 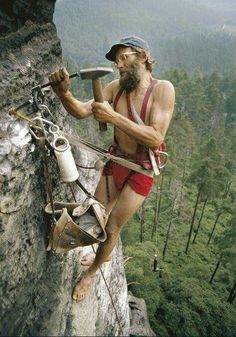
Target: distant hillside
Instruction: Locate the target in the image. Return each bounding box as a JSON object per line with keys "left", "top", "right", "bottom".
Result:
{"left": 54, "top": 0, "right": 236, "bottom": 75}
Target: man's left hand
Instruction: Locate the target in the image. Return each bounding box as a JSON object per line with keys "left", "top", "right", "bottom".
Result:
{"left": 91, "top": 101, "right": 118, "bottom": 124}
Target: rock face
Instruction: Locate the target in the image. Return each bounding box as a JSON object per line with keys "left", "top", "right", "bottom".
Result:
{"left": 0, "top": 1, "right": 130, "bottom": 336}
{"left": 0, "top": 0, "right": 56, "bottom": 37}
{"left": 129, "top": 295, "right": 156, "bottom": 337}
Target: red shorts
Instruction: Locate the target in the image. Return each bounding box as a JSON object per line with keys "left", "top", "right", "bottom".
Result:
{"left": 103, "top": 161, "right": 153, "bottom": 196}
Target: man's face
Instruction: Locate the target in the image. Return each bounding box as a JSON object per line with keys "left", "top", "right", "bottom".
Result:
{"left": 115, "top": 47, "right": 142, "bottom": 92}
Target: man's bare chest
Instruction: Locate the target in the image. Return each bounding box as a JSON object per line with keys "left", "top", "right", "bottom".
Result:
{"left": 113, "top": 92, "right": 153, "bottom": 125}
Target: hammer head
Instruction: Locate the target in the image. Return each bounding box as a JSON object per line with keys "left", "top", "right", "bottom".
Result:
{"left": 80, "top": 67, "right": 113, "bottom": 80}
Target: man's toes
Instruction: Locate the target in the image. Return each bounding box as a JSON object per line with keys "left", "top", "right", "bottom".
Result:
{"left": 74, "top": 290, "right": 85, "bottom": 303}
{"left": 72, "top": 290, "right": 78, "bottom": 302}
{"left": 72, "top": 272, "right": 94, "bottom": 303}
{"left": 72, "top": 283, "right": 81, "bottom": 301}
{"left": 78, "top": 293, "right": 85, "bottom": 302}
{"left": 72, "top": 284, "right": 86, "bottom": 303}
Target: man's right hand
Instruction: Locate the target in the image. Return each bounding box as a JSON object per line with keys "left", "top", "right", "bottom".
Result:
{"left": 48, "top": 67, "right": 70, "bottom": 97}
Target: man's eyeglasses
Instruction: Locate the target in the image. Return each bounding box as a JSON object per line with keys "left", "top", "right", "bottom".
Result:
{"left": 114, "top": 52, "right": 138, "bottom": 65}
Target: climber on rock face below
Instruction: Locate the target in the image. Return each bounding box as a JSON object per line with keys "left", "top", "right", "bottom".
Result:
{"left": 49, "top": 36, "right": 175, "bottom": 302}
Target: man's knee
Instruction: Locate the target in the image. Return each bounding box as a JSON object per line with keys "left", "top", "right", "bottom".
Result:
{"left": 105, "top": 222, "right": 122, "bottom": 240}
{"left": 105, "top": 209, "right": 127, "bottom": 242}
{"left": 108, "top": 209, "right": 126, "bottom": 228}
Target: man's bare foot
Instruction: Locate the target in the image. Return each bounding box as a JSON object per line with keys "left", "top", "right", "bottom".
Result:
{"left": 81, "top": 252, "right": 111, "bottom": 266}
{"left": 72, "top": 272, "right": 94, "bottom": 303}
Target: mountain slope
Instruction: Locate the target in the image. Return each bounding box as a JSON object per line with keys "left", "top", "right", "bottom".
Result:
{"left": 54, "top": 0, "right": 236, "bottom": 74}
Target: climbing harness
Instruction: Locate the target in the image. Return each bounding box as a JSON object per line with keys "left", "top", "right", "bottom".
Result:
{"left": 113, "top": 79, "right": 169, "bottom": 176}
{"left": 126, "top": 89, "right": 168, "bottom": 175}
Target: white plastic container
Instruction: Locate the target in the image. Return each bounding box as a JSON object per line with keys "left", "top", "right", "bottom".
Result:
{"left": 53, "top": 136, "right": 79, "bottom": 182}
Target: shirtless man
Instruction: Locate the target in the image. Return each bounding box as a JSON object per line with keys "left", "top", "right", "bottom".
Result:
{"left": 49, "top": 36, "right": 175, "bottom": 302}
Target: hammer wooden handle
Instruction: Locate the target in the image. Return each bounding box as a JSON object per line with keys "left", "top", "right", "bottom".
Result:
{"left": 92, "top": 78, "right": 107, "bottom": 131}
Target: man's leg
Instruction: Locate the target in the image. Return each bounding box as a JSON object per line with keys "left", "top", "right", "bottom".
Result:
{"left": 72, "top": 183, "right": 146, "bottom": 302}
{"left": 80, "top": 175, "right": 120, "bottom": 266}
{"left": 94, "top": 175, "right": 122, "bottom": 215}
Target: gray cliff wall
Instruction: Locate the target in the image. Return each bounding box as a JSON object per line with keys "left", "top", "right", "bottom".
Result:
{"left": 0, "top": 1, "right": 130, "bottom": 336}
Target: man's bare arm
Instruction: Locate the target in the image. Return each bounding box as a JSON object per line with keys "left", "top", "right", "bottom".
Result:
{"left": 149, "top": 80, "right": 175, "bottom": 141}
{"left": 58, "top": 91, "right": 93, "bottom": 119}
{"left": 92, "top": 80, "right": 175, "bottom": 149}
{"left": 49, "top": 67, "right": 114, "bottom": 119}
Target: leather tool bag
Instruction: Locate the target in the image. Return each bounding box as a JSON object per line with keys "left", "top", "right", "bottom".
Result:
{"left": 45, "top": 198, "right": 108, "bottom": 253}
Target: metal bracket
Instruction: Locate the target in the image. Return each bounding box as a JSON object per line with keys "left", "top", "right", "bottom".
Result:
{"left": 29, "top": 126, "right": 41, "bottom": 140}
{"left": 31, "top": 85, "right": 45, "bottom": 111}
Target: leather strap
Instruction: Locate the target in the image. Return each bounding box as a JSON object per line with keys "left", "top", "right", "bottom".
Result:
{"left": 114, "top": 80, "right": 158, "bottom": 120}
{"left": 61, "top": 132, "right": 153, "bottom": 176}
{"left": 126, "top": 92, "right": 135, "bottom": 121}
{"left": 140, "top": 79, "right": 158, "bottom": 121}
{"left": 113, "top": 80, "right": 158, "bottom": 154}
{"left": 113, "top": 88, "right": 124, "bottom": 111}
{"left": 128, "top": 102, "right": 160, "bottom": 176}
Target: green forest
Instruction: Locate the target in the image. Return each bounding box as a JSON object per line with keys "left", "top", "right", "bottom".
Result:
{"left": 121, "top": 68, "right": 236, "bottom": 336}
{"left": 54, "top": 1, "right": 236, "bottom": 336}
{"left": 54, "top": 0, "right": 236, "bottom": 75}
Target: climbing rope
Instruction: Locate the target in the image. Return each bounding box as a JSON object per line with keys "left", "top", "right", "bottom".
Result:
{"left": 91, "top": 245, "right": 124, "bottom": 336}
{"left": 152, "top": 176, "right": 162, "bottom": 273}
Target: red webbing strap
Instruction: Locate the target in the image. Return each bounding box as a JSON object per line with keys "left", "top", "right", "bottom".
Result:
{"left": 113, "top": 88, "right": 124, "bottom": 146}
{"left": 125, "top": 80, "right": 158, "bottom": 123}
{"left": 126, "top": 92, "right": 135, "bottom": 121}
{"left": 140, "top": 79, "right": 158, "bottom": 122}
{"left": 113, "top": 88, "right": 124, "bottom": 111}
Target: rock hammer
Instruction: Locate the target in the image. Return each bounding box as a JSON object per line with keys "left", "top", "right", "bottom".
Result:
{"left": 79, "top": 66, "right": 113, "bottom": 131}
{"left": 12, "top": 67, "right": 114, "bottom": 131}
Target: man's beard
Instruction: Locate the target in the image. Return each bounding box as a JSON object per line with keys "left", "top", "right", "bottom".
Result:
{"left": 119, "top": 61, "right": 141, "bottom": 93}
